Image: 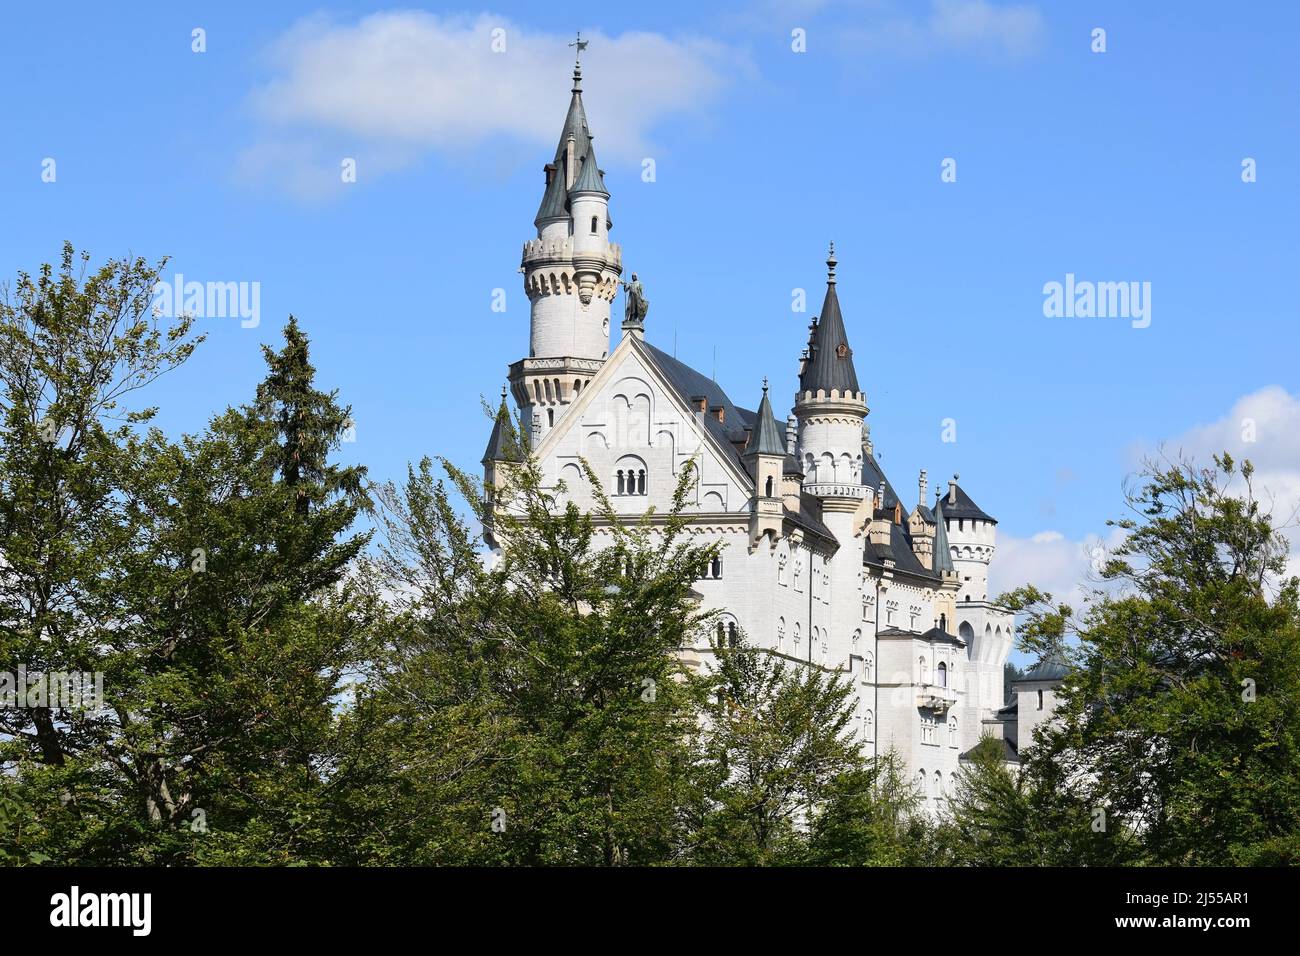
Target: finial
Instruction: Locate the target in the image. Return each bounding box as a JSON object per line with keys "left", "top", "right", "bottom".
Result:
{"left": 826, "top": 241, "right": 837, "bottom": 284}
{"left": 569, "top": 31, "right": 588, "bottom": 91}
{"left": 762, "top": 376, "right": 769, "bottom": 394}
{"left": 501, "top": 384, "right": 508, "bottom": 401}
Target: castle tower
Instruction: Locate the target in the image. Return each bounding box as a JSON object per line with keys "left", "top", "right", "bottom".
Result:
{"left": 794, "top": 245, "right": 870, "bottom": 660}
{"left": 743, "top": 380, "right": 786, "bottom": 551}
{"left": 939, "top": 475, "right": 997, "bottom": 604}
{"left": 794, "top": 244, "right": 869, "bottom": 495}
{"left": 510, "top": 53, "right": 622, "bottom": 440}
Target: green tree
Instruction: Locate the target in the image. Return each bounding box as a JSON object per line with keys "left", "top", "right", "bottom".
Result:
{"left": 686, "top": 633, "right": 863, "bottom": 865}
{"left": 1001, "top": 454, "right": 1300, "bottom": 865}
{"left": 329, "top": 424, "right": 718, "bottom": 865}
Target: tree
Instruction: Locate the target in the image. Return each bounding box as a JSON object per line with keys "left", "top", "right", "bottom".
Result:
{"left": 803, "top": 750, "right": 934, "bottom": 866}
{"left": 1002, "top": 454, "right": 1300, "bottom": 865}
{"left": 686, "top": 632, "right": 863, "bottom": 865}
{"left": 329, "top": 420, "right": 719, "bottom": 865}
{"left": 0, "top": 263, "right": 372, "bottom": 863}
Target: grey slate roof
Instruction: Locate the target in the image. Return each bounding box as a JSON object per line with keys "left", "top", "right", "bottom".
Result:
{"left": 482, "top": 395, "right": 522, "bottom": 465}
{"left": 937, "top": 482, "right": 997, "bottom": 524}
{"left": 932, "top": 499, "right": 955, "bottom": 573}
{"left": 920, "top": 625, "right": 965, "bottom": 647}
{"left": 570, "top": 142, "right": 609, "bottom": 196}
{"left": 960, "top": 738, "right": 1019, "bottom": 764}
{"left": 799, "top": 279, "right": 860, "bottom": 395}
{"left": 534, "top": 77, "right": 608, "bottom": 227}
{"left": 637, "top": 343, "right": 837, "bottom": 545}
{"left": 744, "top": 385, "right": 785, "bottom": 457}
{"left": 783, "top": 453, "right": 803, "bottom": 476}
{"left": 1019, "top": 653, "right": 1070, "bottom": 683}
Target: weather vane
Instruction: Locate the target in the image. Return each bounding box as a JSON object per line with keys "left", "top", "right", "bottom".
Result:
{"left": 569, "top": 31, "right": 589, "bottom": 63}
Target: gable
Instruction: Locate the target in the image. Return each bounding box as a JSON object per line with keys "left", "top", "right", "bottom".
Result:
{"left": 532, "top": 337, "right": 754, "bottom": 516}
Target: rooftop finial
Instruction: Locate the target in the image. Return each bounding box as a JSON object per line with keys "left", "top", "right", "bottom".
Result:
{"left": 501, "top": 384, "right": 508, "bottom": 401}
{"left": 762, "top": 376, "right": 769, "bottom": 393}
{"left": 569, "top": 31, "right": 588, "bottom": 91}
{"left": 826, "top": 241, "right": 837, "bottom": 284}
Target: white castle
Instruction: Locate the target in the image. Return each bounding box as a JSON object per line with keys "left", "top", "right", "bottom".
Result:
{"left": 482, "top": 57, "right": 1051, "bottom": 805}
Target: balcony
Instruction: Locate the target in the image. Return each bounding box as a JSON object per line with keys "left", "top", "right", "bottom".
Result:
{"left": 802, "top": 482, "right": 868, "bottom": 500}
{"left": 916, "top": 684, "right": 957, "bottom": 713}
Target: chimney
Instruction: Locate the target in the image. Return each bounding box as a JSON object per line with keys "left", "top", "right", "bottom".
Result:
{"left": 918, "top": 468, "right": 928, "bottom": 508}
{"left": 948, "top": 474, "right": 958, "bottom": 506}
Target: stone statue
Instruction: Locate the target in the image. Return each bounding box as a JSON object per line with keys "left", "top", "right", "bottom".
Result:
{"left": 621, "top": 273, "right": 648, "bottom": 326}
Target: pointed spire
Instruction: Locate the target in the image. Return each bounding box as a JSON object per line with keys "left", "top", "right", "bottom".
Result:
{"left": 535, "top": 51, "right": 598, "bottom": 226}
{"left": 799, "top": 244, "right": 860, "bottom": 395}
{"left": 932, "top": 497, "right": 955, "bottom": 574}
{"left": 482, "top": 387, "right": 522, "bottom": 465}
{"left": 571, "top": 140, "right": 609, "bottom": 197}
{"left": 745, "top": 379, "right": 786, "bottom": 457}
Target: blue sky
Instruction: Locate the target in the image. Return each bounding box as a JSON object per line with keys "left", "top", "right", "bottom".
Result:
{"left": 4, "top": 0, "right": 1298, "bottom": 603}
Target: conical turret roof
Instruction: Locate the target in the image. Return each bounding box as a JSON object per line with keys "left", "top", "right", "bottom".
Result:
{"left": 799, "top": 244, "right": 860, "bottom": 395}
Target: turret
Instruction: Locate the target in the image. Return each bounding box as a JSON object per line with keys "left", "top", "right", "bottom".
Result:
{"left": 511, "top": 53, "right": 622, "bottom": 441}
{"left": 938, "top": 475, "right": 998, "bottom": 603}
{"left": 794, "top": 244, "right": 869, "bottom": 500}
{"left": 481, "top": 387, "right": 523, "bottom": 548}
{"left": 744, "top": 380, "right": 785, "bottom": 550}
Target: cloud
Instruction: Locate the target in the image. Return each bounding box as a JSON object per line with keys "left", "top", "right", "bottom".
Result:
{"left": 240, "top": 11, "right": 748, "bottom": 198}
{"left": 1139, "top": 385, "right": 1300, "bottom": 580}
{"left": 834, "top": 0, "right": 1046, "bottom": 60}
{"left": 993, "top": 386, "right": 1300, "bottom": 620}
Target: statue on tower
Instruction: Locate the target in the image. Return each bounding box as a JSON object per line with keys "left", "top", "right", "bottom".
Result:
{"left": 621, "top": 273, "right": 649, "bottom": 327}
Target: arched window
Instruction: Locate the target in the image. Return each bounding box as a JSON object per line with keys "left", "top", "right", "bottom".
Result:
{"left": 726, "top": 621, "right": 738, "bottom": 647}
{"left": 919, "top": 656, "right": 928, "bottom": 683}
{"left": 862, "top": 708, "right": 874, "bottom": 743}
{"left": 937, "top": 662, "right": 948, "bottom": 688}
{"left": 778, "top": 553, "right": 787, "bottom": 586}
{"left": 949, "top": 716, "right": 958, "bottom": 747}
{"left": 863, "top": 651, "right": 873, "bottom": 681}
{"left": 777, "top": 617, "right": 785, "bottom": 651}
{"left": 614, "top": 455, "right": 647, "bottom": 497}
{"left": 1037, "top": 688, "right": 1044, "bottom": 711}
{"left": 939, "top": 612, "right": 947, "bottom": 632}
{"left": 793, "top": 622, "right": 801, "bottom": 648}
{"left": 547, "top": 408, "right": 554, "bottom": 427}
{"left": 765, "top": 475, "right": 774, "bottom": 497}
{"left": 590, "top": 216, "right": 598, "bottom": 234}
{"left": 934, "top": 770, "right": 943, "bottom": 803}
{"left": 916, "top": 769, "right": 926, "bottom": 797}
{"left": 709, "top": 556, "right": 722, "bottom": 580}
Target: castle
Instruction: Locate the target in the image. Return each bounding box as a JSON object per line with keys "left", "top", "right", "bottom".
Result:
{"left": 482, "top": 57, "right": 1037, "bottom": 805}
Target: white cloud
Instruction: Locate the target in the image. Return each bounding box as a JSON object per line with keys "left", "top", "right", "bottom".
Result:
{"left": 1142, "top": 385, "right": 1300, "bottom": 580}
{"left": 240, "top": 12, "right": 748, "bottom": 198}
{"left": 836, "top": 0, "right": 1046, "bottom": 59}
{"left": 992, "top": 386, "right": 1300, "bottom": 618}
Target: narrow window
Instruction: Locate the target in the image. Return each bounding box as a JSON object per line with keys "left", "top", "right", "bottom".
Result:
{"left": 937, "top": 662, "right": 948, "bottom": 688}
{"left": 727, "top": 621, "right": 738, "bottom": 647}
{"left": 638, "top": 469, "right": 646, "bottom": 495}
{"left": 710, "top": 556, "right": 722, "bottom": 579}
{"left": 765, "top": 475, "right": 774, "bottom": 497}
{"left": 616, "top": 470, "right": 624, "bottom": 495}
{"left": 1037, "top": 689, "right": 1044, "bottom": 711}
{"left": 590, "top": 215, "right": 598, "bottom": 234}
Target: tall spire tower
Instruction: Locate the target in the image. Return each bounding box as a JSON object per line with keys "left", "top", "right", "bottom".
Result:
{"left": 510, "top": 37, "right": 622, "bottom": 440}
